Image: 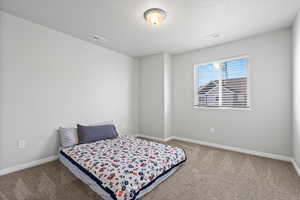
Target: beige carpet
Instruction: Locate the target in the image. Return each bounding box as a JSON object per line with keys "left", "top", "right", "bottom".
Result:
{"left": 1, "top": 139, "right": 300, "bottom": 200}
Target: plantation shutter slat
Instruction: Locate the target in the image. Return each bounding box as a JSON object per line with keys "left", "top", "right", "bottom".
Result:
{"left": 195, "top": 57, "right": 249, "bottom": 108}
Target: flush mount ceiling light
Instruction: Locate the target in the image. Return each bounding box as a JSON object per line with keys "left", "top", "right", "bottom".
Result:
{"left": 144, "top": 8, "right": 167, "bottom": 25}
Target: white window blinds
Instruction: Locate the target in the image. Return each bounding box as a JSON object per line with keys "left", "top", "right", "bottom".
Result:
{"left": 194, "top": 56, "right": 249, "bottom": 109}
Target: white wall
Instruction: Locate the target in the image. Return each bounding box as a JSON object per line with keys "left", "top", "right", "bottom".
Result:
{"left": 0, "top": 11, "right": 294, "bottom": 171}
{"left": 0, "top": 11, "right": 3, "bottom": 170}
{"left": 293, "top": 11, "right": 300, "bottom": 166}
{"left": 172, "top": 29, "right": 292, "bottom": 156}
{"left": 163, "top": 53, "right": 172, "bottom": 138}
{"left": 138, "top": 53, "right": 173, "bottom": 139}
{"left": 138, "top": 54, "right": 164, "bottom": 138}
{"left": 0, "top": 12, "right": 138, "bottom": 170}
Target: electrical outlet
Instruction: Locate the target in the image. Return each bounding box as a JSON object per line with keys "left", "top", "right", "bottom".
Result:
{"left": 18, "top": 140, "right": 26, "bottom": 149}
{"left": 210, "top": 128, "right": 215, "bottom": 134}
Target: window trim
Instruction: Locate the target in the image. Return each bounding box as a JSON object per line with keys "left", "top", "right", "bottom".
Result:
{"left": 193, "top": 55, "right": 251, "bottom": 111}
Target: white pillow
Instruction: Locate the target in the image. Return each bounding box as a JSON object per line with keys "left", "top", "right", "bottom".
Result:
{"left": 58, "top": 120, "right": 117, "bottom": 148}
{"left": 58, "top": 127, "right": 78, "bottom": 148}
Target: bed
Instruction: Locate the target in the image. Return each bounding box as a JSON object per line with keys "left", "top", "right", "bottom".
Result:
{"left": 59, "top": 135, "right": 186, "bottom": 200}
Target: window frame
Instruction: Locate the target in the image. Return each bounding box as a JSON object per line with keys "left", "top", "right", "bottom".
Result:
{"left": 193, "top": 55, "right": 251, "bottom": 111}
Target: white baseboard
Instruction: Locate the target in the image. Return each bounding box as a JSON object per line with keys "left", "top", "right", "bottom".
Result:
{"left": 169, "top": 136, "right": 300, "bottom": 176}
{"left": 0, "top": 155, "right": 58, "bottom": 176}
{"left": 168, "top": 136, "right": 292, "bottom": 162}
{"left": 136, "top": 134, "right": 298, "bottom": 171}
{"left": 135, "top": 134, "right": 291, "bottom": 162}
{"left": 135, "top": 134, "right": 172, "bottom": 142}
{"left": 1, "top": 136, "right": 299, "bottom": 177}
{"left": 291, "top": 159, "right": 300, "bottom": 176}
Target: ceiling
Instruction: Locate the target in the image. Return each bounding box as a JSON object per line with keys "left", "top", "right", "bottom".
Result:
{"left": 1, "top": 0, "right": 300, "bottom": 57}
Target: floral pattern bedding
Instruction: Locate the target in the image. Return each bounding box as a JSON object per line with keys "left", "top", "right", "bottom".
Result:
{"left": 60, "top": 136, "right": 186, "bottom": 200}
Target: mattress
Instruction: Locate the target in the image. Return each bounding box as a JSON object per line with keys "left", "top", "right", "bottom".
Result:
{"left": 59, "top": 136, "right": 186, "bottom": 200}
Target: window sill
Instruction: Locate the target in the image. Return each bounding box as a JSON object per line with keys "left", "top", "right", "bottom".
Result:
{"left": 193, "top": 106, "right": 251, "bottom": 111}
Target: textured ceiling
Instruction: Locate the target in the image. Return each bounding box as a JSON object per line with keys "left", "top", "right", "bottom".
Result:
{"left": 1, "top": 0, "right": 300, "bottom": 57}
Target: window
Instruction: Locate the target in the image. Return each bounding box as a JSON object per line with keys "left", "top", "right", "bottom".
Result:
{"left": 194, "top": 56, "right": 250, "bottom": 109}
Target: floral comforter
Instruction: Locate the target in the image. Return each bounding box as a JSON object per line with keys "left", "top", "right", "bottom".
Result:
{"left": 60, "top": 136, "right": 186, "bottom": 200}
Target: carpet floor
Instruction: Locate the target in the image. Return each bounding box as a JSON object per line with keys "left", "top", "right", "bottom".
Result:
{"left": 0, "top": 139, "right": 300, "bottom": 200}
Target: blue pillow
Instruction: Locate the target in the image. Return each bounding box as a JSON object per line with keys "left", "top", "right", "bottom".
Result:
{"left": 77, "top": 124, "right": 118, "bottom": 144}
